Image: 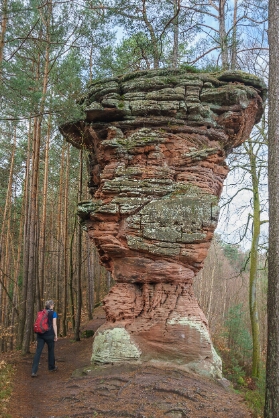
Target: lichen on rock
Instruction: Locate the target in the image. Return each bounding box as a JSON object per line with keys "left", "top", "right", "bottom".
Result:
{"left": 60, "top": 68, "right": 266, "bottom": 379}
{"left": 92, "top": 327, "right": 141, "bottom": 363}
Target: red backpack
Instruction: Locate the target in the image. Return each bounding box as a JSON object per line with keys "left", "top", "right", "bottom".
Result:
{"left": 33, "top": 309, "right": 49, "bottom": 334}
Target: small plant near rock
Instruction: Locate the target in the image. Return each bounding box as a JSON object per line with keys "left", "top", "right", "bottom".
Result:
{"left": 81, "top": 329, "right": 94, "bottom": 338}
{"left": 244, "top": 369, "right": 266, "bottom": 418}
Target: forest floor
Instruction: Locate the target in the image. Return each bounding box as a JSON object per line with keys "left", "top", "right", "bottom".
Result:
{"left": 4, "top": 307, "right": 253, "bottom": 418}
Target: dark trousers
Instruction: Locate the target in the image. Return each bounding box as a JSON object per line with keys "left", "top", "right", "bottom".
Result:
{"left": 32, "top": 333, "right": 55, "bottom": 374}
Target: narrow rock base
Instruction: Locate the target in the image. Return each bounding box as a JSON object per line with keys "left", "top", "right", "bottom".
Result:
{"left": 91, "top": 282, "right": 222, "bottom": 379}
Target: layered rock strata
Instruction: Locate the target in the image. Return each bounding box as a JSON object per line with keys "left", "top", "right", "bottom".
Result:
{"left": 60, "top": 69, "right": 266, "bottom": 378}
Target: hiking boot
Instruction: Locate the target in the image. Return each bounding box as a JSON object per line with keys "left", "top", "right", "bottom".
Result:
{"left": 31, "top": 373, "right": 37, "bottom": 377}
{"left": 49, "top": 366, "right": 58, "bottom": 372}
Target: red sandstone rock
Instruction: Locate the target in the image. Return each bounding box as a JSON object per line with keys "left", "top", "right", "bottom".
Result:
{"left": 60, "top": 69, "right": 266, "bottom": 377}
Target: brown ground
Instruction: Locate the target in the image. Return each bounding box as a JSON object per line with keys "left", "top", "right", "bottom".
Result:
{"left": 5, "top": 308, "right": 252, "bottom": 418}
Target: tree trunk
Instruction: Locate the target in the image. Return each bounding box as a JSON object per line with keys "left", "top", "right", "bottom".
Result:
{"left": 38, "top": 116, "right": 51, "bottom": 301}
{"left": 62, "top": 144, "right": 70, "bottom": 336}
{"left": 87, "top": 237, "right": 94, "bottom": 320}
{"left": 172, "top": 0, "right": 179, "bottom": 69}
{"left": 55, "top": 144, "right": 66, "bottom": 315}
{"left": 69, "top": 217, "right": 76, "bottom": 331}
{"left": 0, "top": 0, "right": 8, "bottom": 77}
{"left": 246, "top": 140, "right": 261, "bottom": 378}
{"left": 17, "top": 120, "right": 32, "bottom": 349}
{"left": 22, "top": 117, "right": 41, "bottom": 354}
{"left": 231, "top": 0, "right": 238, "bottom": 70}
{"left": 74, "top": 148, "right": 83, "bottom": 341}
{"left": 219, "top": 0, "right": 229, "bottom": 69}
{"left": 89, "top": 45, "right": 94, "bottom": 83}
{"left": 0, "top": 128, "right": 16, "bottom": 350}
{"left": 141, "top": 0, "right": 160, "bottom": 68}
{"left": 207, "top": 249, "right": 216, "bottom": 325}
{"left": 264, "top": 0, "right": 279, "bottom": 415}
{"left": 95, "top": 250, "right": 101, "bottom": 305}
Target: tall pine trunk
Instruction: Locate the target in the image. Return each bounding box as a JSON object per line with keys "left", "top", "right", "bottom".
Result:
{"left": 62, "top": 144, "right": 70, "bottom": 336}
{"left": 246, "top": 139, "right": 261, "bottom": 378}
{"left": 22, "top": 117, "right": 41, "bottom": 354}
{"left": 39, "top": 117, "right": 51, "bottom": 301}
{"left": 265, "top": 0, "right": 279, "bottom": 415}
{"left": 0, "top": 0, "right": 8, "bottom": 78}
{"left": 17, "top": 121, "right": 32, "bottom": 348}
{"left": 74, "top": 149, "right": 83, "bottom": 341}
{"left": 86, "top": 237, "right": 94, "bottom": 320}
{"left": 55, "top": 145, "right": 66, "bottom": 315}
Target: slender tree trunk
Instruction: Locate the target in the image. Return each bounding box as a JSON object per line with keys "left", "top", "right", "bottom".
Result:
{"left": 39, "top": 116, "right": 51, "bottom": 301}
{"left": 207, "top": 253, "right": 216, "bottom": 325}
{"left": 0, "top": 129, "right": 16, "bottom": 347}
{"left": 17, "top": 120, "right": 32, "bottom": 349}
{"left": 87, "top": 237, "right": 94, "bottom": 320}
{"left": 219, "top": 0, "right": 229, "bottom": 69}
{"left": 55, "top": 145, "right": 66, "bottom": 315}
{"left": 2, "top": 207, "right": 12, "bottom": 351}
{"left": 69, "top": 218, "right": 76, "bottom": 331}
{"left": 264, "top": 0, "right": 279, "bottom": 415}
{"left": 141, "top": 0, "right": 160, "bottom": 68}
{"left": 231, "top": 0, "right": 238, "bottom": 70}
{"left": 222, "top": 278, "right": 227, "bottom": 319}
{"left": 95, "top": 250, "right": 101, "bottom": 305}
{"left": 11, "top": 195, "right": 24, "bottom": 348}
{"left": 89, "top": 45, "right": 94, "bottom": 83}
{"left": 22, "top": 117, "right": 41, "bottom": 354}
{"left": 172, "top": 0, "right": 179, "bottom": 69}
{"left": 74, "top": 149, "right": 83, "bottom": 341}
{"left": 0, "top": 0, "right": 8, "bottom": 78}
{"left": 0, "top": 131, "right": 16, "bottom": 351}
{"left": 197, "top": 268, "right": 203, "bottom": 304}
{"left": 246, "top": 140, "right": 261, "bottom": 378}
{"left": 0, "top": 129, "right": 16, "bottom": 245}
{"left": 62, "top": 144, "right": 70, "bottom": 336}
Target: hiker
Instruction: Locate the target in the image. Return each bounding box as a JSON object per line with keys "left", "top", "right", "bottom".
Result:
{"left": 31, "top": 300, "right": 58, "bottom": 377}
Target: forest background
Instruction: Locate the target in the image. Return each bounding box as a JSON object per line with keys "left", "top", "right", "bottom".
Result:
{"left": 0, "top": 0, "right": 269, "bottom": 415}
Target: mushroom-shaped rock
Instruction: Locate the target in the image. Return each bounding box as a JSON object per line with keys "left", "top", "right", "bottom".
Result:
{"left": 60, "top": 69, "right": 266, "bottom": 378}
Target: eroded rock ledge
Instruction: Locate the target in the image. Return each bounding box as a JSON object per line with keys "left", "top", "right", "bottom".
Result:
{"left": 60, "top": 69, "right": 266, "bottom": 378}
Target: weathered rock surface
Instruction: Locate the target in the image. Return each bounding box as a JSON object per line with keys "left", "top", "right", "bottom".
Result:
{"left": 60, "top": 68, "right": 266, "bottom": 378}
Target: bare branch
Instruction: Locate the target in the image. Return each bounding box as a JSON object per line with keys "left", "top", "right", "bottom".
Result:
{"left": 6, "top": 19, "right": 40, "bottom": 62}
{"left": 187, "top": 46, "right": 219, "bottom": 64}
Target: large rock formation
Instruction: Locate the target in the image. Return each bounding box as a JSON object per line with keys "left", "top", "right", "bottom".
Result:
{"left": 60, "top": 69, "right": 266, "bottom": 378}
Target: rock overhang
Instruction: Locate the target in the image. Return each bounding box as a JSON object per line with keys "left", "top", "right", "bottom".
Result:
{"left": 60, "top": 68, "right": 266, "bottom": 153}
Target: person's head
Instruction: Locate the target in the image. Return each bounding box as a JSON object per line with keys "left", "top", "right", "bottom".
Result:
{"left": 45, "top": 300, "right": 54, "bottom": 310}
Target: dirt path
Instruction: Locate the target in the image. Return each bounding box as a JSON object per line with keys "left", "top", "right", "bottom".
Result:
{"left": 6, "top": 336, "right": 92, "bottom": 417}
{"left": 6, "top": 312, "right": 253, "bottom": 418}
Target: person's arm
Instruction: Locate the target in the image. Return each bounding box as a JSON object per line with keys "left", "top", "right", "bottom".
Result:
{"left": 53, "top": 317, "right": 58, "bottom": 341}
